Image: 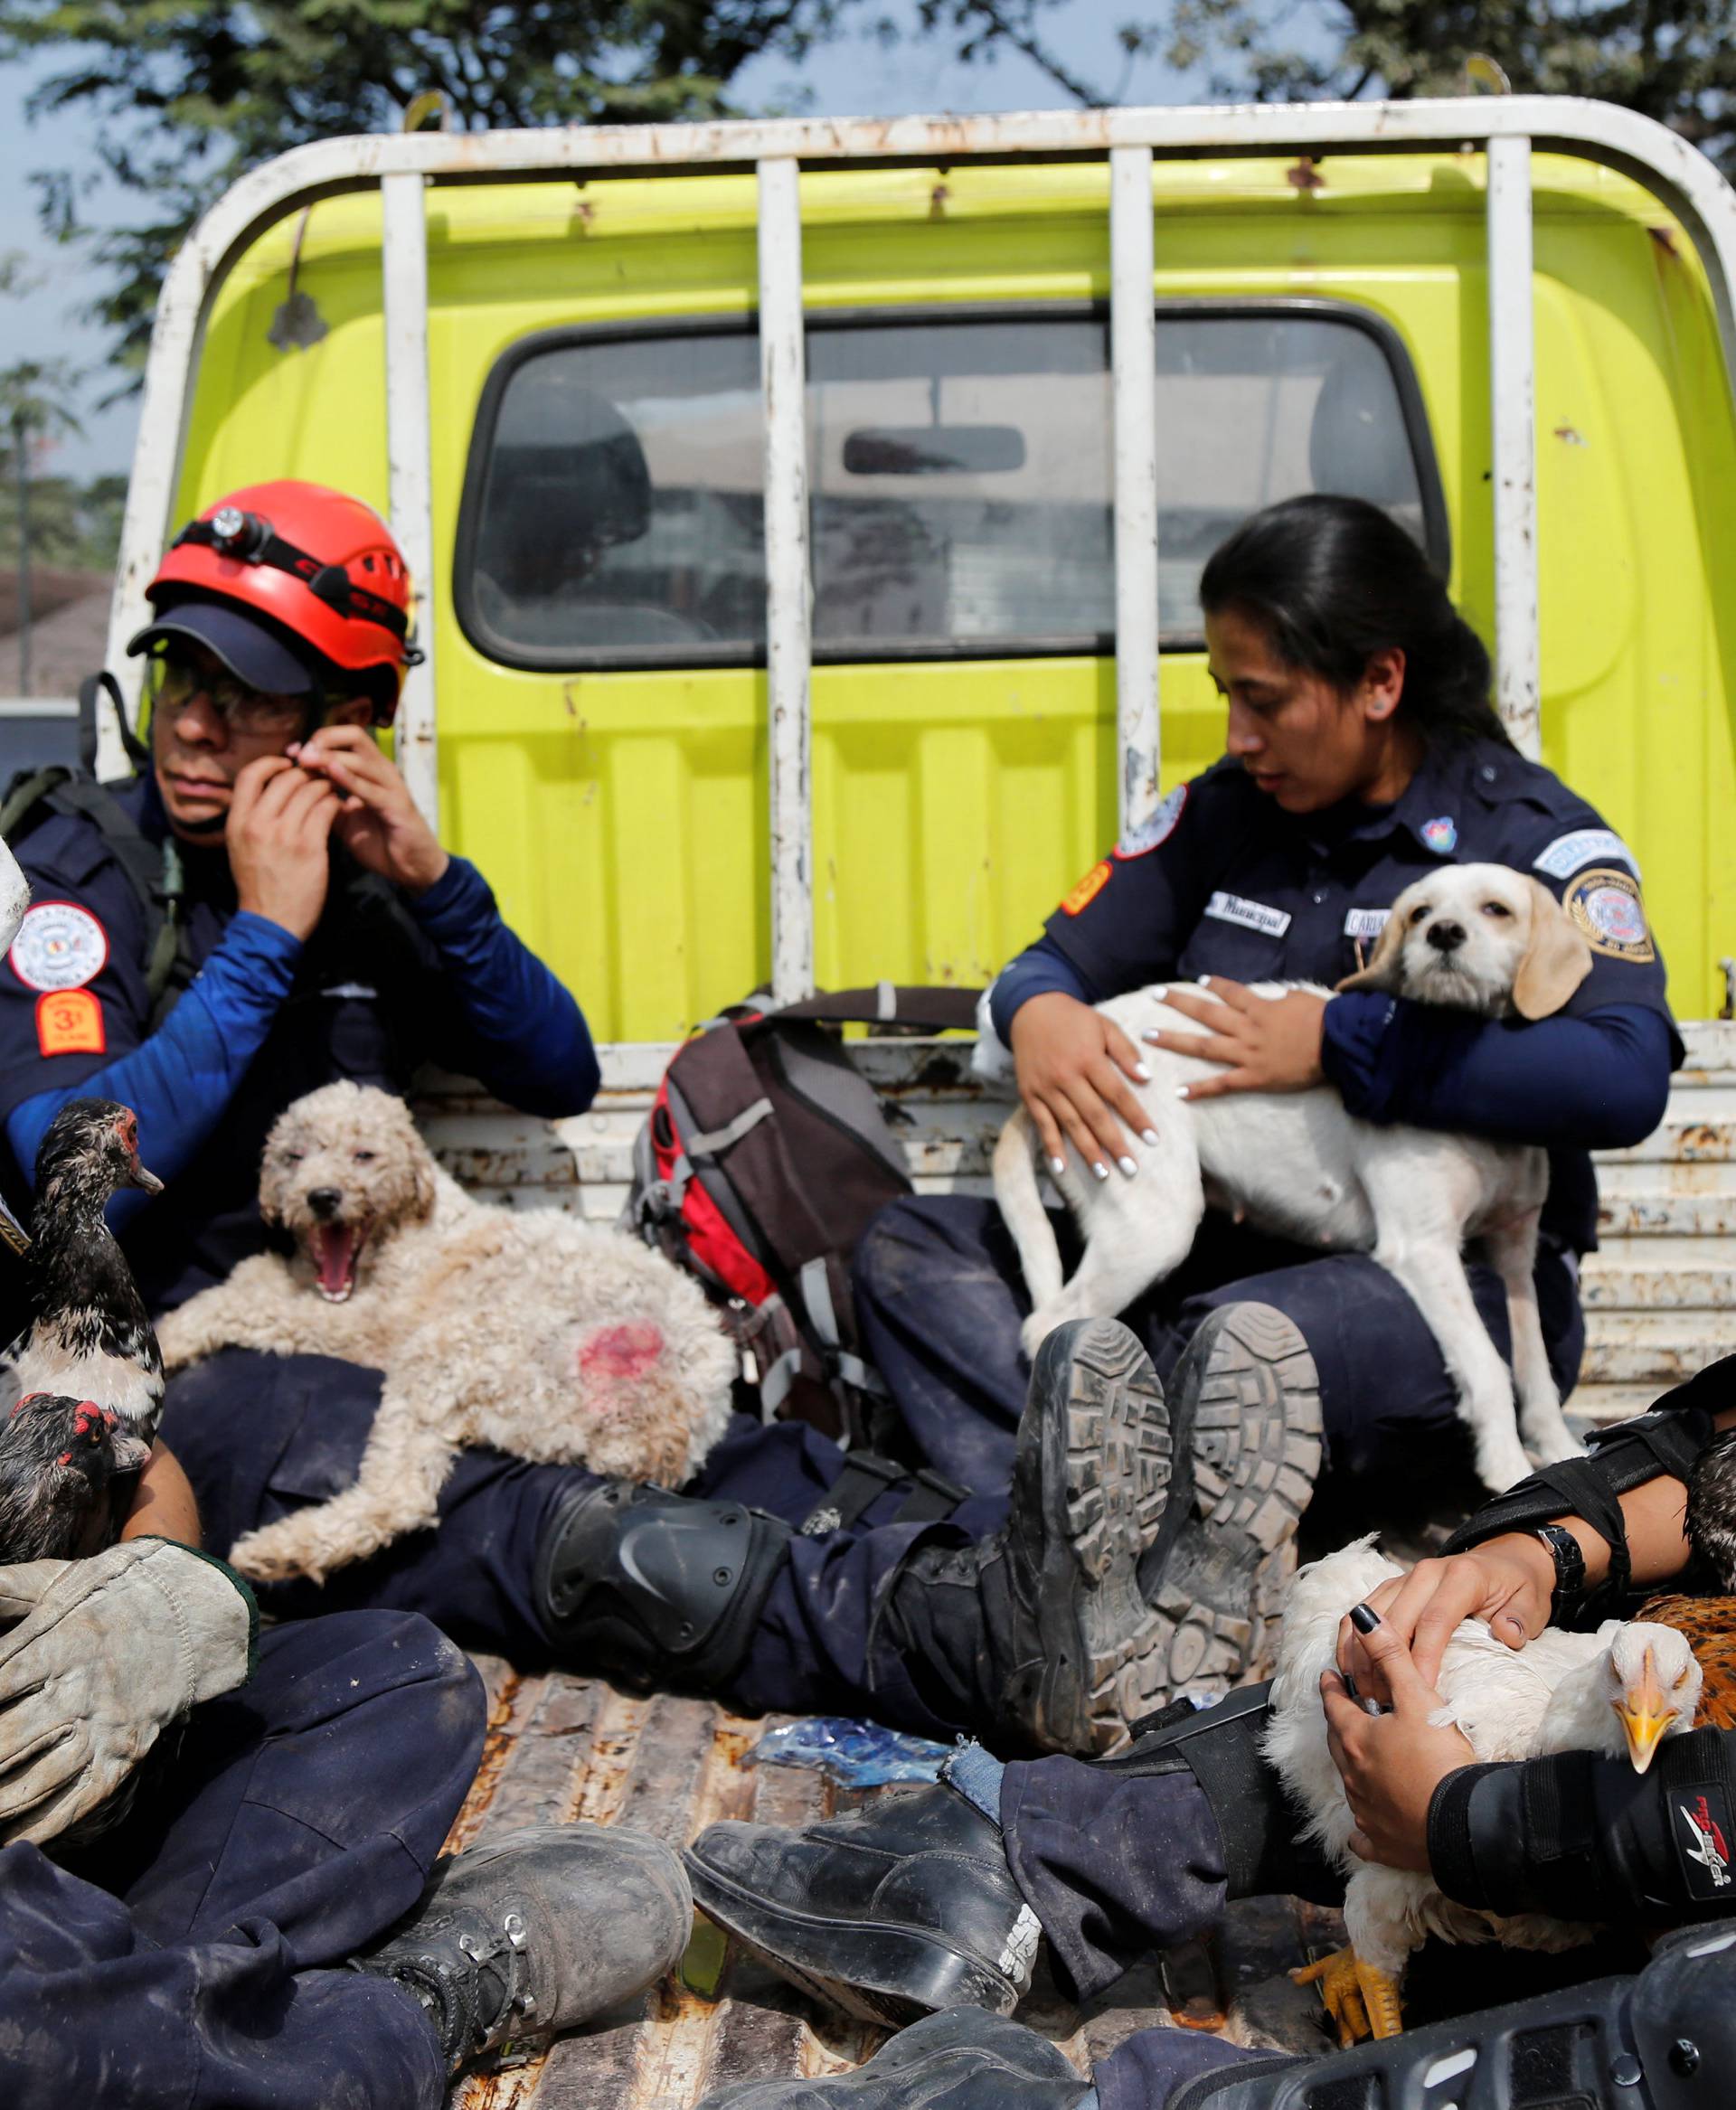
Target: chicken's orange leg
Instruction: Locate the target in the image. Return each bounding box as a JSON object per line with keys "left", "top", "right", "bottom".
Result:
{"left": 1293, "top": 1945, "right": 1404, "bottom": 2047}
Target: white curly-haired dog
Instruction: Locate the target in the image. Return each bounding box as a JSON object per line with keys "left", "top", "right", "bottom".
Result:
{"left": 995, "top": 862, "right": 1594, "bottom": 1494}
{"left": 157, "top": 1081, "right": 737, "bottom": 1585}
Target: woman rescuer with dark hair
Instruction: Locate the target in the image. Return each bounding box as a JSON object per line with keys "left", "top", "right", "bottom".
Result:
{"left": 850, "top": 491, "right": 1683, "bottom": 1691}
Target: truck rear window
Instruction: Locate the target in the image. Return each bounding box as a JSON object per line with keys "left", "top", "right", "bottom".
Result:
{"left": 456, "top": 303, "right": 1444, "bottom": 669}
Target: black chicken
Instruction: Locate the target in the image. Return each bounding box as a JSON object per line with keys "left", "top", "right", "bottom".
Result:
{"left": 0, "top": 1392, "right": 153, "bottom": 1561}
{"left": 13, "top": 1099, "right": 165, "bottom": 1443}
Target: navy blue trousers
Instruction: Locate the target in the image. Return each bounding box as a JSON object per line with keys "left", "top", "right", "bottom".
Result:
{"left": 854, "top": 1196, "right": 1585, "bottom": 1497}
{"left": 998, "top": 1714, "right": 1640, "bottom": 2104}
{"left": 0, "top": 1607, "right": 482, "bottom": 2110}
{"left": 164, "top": 1352, "right": 1006, "bottom": 1741}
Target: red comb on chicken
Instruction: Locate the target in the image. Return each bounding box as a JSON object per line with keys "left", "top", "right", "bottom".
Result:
{"left": 0, "top": 1391, "right": 153, "bottom": 1560}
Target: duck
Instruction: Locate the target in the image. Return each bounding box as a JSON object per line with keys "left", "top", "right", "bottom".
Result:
{"left": 0, "top": 1392, "right": 153, "bottom": 1561}
{"left": 1264, "top": 1534, "right": 1703, "bottom": 2047}
{"left": 11, "top": 1100, "right": 166, "bottom": 1444}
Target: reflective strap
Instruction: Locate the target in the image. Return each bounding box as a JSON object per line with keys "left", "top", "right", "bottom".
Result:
{"left": 800, "top": 1256, "right": 839, "bottom": 1349}
{"left": 835, "top": 1352, "right": 887, "bottom": 1397}
{"left": 684, "top": 1097, "right": 774, "bottom": 1159}
{"left": 760, "top": 1345, "right": 804, "bottom": 1419}
{"left": 876, "top": 979, "right": 896, "bottom": 1020}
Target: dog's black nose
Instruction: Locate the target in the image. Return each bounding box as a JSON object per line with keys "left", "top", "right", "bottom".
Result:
{"left": 1426, "top": 919, "right": 1467, "bottom": 954}
{"left": 307, "top": 1187, "right": 344, "bottom": 1220}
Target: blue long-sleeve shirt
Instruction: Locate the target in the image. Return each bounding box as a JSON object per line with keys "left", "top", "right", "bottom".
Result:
{"left": 0, "top": 776, "right": 599, "bottom": 1307}
{"left": 990, "top": 935, "right": 1671, "bottom": 1154}
{"left": 985, "top": 739, "right": 1681, "bottom": 1252}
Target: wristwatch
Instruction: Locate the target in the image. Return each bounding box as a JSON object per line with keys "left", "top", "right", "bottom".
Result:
{"left": 1533, "top": 1522, "right": 1588, "bottom": 1625}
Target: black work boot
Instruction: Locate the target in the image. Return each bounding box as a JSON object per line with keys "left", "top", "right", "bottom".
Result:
{"left": 880, "top": 1317, "right": 1173, "bottom": 1755}
{"left": 354, "top": 1823, "right": 693, "bottom": 2075}
{"left": 1134, "top": 1302, "right": 1323, "bottom": 1692}
{"left": 696, "top": 2008, "right": 1090, "bottom": 2109}
{"left": 686, "top": 1747, "right": 1036, "bottom": 2026}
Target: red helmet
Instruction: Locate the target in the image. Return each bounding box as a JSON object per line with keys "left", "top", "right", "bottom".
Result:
{"left": 134, "top": 480, "right": 420, "bottom": 724}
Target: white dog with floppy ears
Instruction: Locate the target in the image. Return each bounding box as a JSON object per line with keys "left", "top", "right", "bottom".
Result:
{"left": 993, "top": 863, "right": 1593, "bottom": 1493}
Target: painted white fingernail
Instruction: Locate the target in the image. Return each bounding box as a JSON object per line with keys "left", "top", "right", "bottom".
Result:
{"left": 1196, "top": 974, "right": 1212, "bottom": 986}
{"left": 1142, "top": 1029, "right": 1162, "bottom": 1045}
{"left": 1175, "top": 1085, "right": 1190, "bottom": 1100}
{"left": 1150, "top": 985, "right": 1167, "bottom": 1000}
{"left": 1132, "top": 1060, "right": 1152, "bottom": 1081}
{"left": 1118, "top": 1155, "right": 1137, "bottom": 1179}
{"left": 1091, "top": 1161, "right": 1110, "bottom": 1181}
{"left": 1142, "top": 1127, "right": 1160, "bottom": 1147}
{"left": 1048, "top": 1156, "right": 1066, "bottom": 1177}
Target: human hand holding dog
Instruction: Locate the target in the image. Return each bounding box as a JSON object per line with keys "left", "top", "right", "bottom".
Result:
{"left": 1336, "top": 1540, "right": 1556, "bottom": 1701}
{"left": 290, "top": 726, "right": 449, "bottom": 894}
{"left": 1323, "top": 1607, "right": 1476, "bottom": 1871}
{"left": 228, "top": 755, "right": 342, "bottom": 940}
{"left": 1010, "top": 991, "right": 1157, "bottom": 1181}
{"left": 1141, "top": 978, "right": 1327, "bottom": 1099}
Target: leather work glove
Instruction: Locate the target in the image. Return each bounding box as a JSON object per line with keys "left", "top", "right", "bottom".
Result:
{"left": 0, "top": 1537, "right": 257, "bottom": 1846}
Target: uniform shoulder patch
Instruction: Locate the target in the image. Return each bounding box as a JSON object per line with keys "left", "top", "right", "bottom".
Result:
{"left": 35, "top": 988, "right": 105, "bottom": 1057}
{"left": 8, "top": 900, "right": 108, "bottom": 993}
{"left": 1059, "top": 861, "right": 1112, "bottom": 917}
{"left": 1564, "top": 867, "right": 1655, "bottom": 962}
{"left": 1114, "top": 785, "right": 1186, "bottom": 860}
{"left": 1533, "top": 827, "right": 1641, "bottom": 882}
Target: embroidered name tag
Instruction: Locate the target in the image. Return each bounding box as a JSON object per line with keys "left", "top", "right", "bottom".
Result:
{"left": 1533, "top": 828, "right": 1640, "bottom": 881}
{"left": 1205, "top": 891, "right": 1291, "bottom": 939}
{"left": 1344, "top": 908, "right": 1390, "bottom": 940}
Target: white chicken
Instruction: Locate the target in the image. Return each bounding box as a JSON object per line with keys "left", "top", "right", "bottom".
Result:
{"left": 1263, "top": 1535, "right": 1703, "bottom": 2045}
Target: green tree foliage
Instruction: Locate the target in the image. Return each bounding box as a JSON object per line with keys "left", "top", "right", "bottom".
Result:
{"left": 0, "top": 471, "right": 125, "bottom": 570}
{"left": 2, "top": 0, "right": 841, "bottom": 381}
{"left": 910, "top": 0, "right": 1736, "bottom": 172}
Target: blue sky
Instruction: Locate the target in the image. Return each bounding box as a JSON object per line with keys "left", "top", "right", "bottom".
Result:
{"left": 0, "top": 4, "right": 1190, "bottom": 481}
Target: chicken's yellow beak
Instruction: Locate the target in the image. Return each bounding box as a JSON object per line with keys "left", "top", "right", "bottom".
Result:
{"left": 1614, "top": 1648, "right": 1678, "bottom": 1775}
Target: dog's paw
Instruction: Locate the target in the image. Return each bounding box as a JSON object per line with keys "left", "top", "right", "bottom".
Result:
{"left": 230, "top": 1524, "right": 323, "bottom": 1587}
{"left": 1524, "top": 1427, "right": 1587, "bottom": 1467}
{"left": 1020, "top": 1309, "right": 1061, "bottom": 1359}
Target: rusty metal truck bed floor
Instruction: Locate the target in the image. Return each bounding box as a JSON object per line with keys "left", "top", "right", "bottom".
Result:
{"left": 449, "top": 1656, "right": 1343, "bottom": 2110}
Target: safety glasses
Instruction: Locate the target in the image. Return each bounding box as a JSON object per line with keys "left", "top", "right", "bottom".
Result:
{"left": 147, "top": 652, "right": 315, "bottom": 739}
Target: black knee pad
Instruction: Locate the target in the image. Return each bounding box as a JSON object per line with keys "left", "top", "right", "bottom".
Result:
{"left": 533, "top": 1481, "right": 793, "bottom": 1695}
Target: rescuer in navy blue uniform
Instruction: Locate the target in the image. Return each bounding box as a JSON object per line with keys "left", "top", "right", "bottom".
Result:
{"left": 0, "top": 480, "right": 599, "bottom": 1312}
{"left": 851, "top": 494, "right": 1681, "bottom": 1512}
{"left": 0, "top": 482, "right": 693, "bottom": 2106}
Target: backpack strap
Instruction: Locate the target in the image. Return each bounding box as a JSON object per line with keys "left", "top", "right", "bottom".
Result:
{"left": 2, "top": 771, "right": 190, "bottom": 1023}
{"left": 45, "top": 778, "right": 189, "bottom": 1021}
{"left": 773, "top": 984, "right": 982, "bottom": 1032}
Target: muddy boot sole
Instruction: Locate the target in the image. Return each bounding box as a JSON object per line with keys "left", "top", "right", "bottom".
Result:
{"left": 1140, "top": 1304, "right": 1322, "bottom": 1699}
{"left": 1020, "top": 1318, "right": 1175, "bottom": 1755}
